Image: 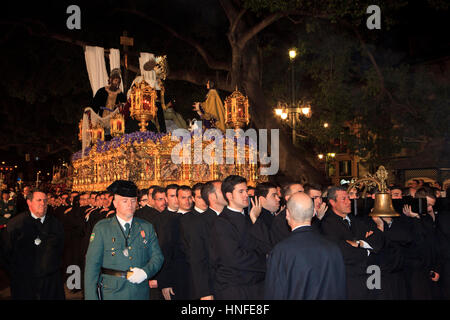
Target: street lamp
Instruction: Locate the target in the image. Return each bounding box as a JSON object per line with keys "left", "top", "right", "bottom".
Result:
{"left": 274, "top": 100, "right": 312, "bottom": 145}
{"left": 288, "top": 48, "right": 297, "bottom": 106}
{"left": 289, "top": 49, "right": 297, "bottom": 60}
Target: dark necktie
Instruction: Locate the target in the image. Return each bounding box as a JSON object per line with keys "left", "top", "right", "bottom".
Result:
{"left": 124, "top": 223, "right": 130, "bottom": 234}
{"left": 343, "top": 218, "right": 351, "bottom": 229}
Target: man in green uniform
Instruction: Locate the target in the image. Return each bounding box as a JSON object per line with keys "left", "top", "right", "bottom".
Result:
{"left": 84, "top": 180, "right": 164, "bottom": 300}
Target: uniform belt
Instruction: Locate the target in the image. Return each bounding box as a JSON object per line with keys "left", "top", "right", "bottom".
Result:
{"left": 101, "top": 267, "right": 130, "bottom": 279}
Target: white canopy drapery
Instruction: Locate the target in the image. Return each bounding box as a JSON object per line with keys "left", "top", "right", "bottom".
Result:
{"left": 84, "top": 46, "right": 109, "bottom": 97}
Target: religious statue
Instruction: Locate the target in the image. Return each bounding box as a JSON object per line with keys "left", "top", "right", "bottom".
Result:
{"left": 163, "top": 96, "right": 188, "bottom": 132}
{"left": 193, "top": 80, "right": 227, "bottom": 132}
{"left": 91, "top": 68, "right": 126, "bottom": 118}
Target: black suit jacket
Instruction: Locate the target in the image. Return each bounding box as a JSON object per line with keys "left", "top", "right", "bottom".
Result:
{"left": 186, "top": 208, "right": 220, "bottom": 299}
{"left": 320, "top": 209, "right": 384, "bottom": 299}
{"left": 265, "top": 226, "right": 346, "bottom": 299}
{"left": 210, "top": 207, "right": 271, "bottom": 300}
{"left": 1, "top": 212, "right": 65, "bottom": 299}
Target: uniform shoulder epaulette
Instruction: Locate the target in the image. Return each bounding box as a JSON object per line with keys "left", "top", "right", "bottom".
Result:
{"left": 64, "top": 207, "right": 73, "bottom": 214}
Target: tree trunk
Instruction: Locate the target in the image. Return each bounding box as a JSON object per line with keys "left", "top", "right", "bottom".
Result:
{"left": 239, "top": 41, "right": 327, "bottom": 185}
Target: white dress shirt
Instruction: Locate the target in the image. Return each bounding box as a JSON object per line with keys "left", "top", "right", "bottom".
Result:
{"left": 116, "top": 215, "right": 133, "bottom": 231}
{"left": 30, "top": 212, "right": 45, "bottom": 224}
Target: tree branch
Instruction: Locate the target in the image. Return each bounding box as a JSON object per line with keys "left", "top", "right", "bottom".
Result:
{"left": 219, "top": 0, "right": 241, "bottom": 24}
{"left": 114, "top": 8, "right": 230, "bottom": 72}
{"left": 230, "top": 8, "right": 247, "bottom": 35}
{"left": 168, "top": 69, "right": 232, "bottom": 92}
{"left": 237, "top": 12, "right": 283, "bottom": 49}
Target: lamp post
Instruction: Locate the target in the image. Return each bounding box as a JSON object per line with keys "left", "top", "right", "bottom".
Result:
{"left": 289, "top": 49, "right": 297, "bottom": 144}
{"left": 289, "top": 49, "right": 297, "bottom": 106}
{"left": 274, "top": 100, "right": 312, "bottom": 145}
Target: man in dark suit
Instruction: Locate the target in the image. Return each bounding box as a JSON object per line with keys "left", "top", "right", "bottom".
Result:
{"left": 254, "top": 182, "right": 280, "bottom": 231}
{"left": 210, "top": 175, "right": 271, "bottom": 300}
{"left": 162, "top": 185, "right": 194, "bottom": 300}
{"left": 186, "top": 180, "right": 228, "bottom": 300}
{"left": 320, "top": 186, "right": 384, "bottom": 299}
{"left": 265, "top": 192, "right": 346, "bottom": 299}
{"left": 1, "top": 189, "right": 65, "bottom": 300}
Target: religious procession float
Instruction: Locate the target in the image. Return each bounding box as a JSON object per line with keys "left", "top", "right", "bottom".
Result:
{"left": 70, "top": 48, "right": 268, "bottom": 191}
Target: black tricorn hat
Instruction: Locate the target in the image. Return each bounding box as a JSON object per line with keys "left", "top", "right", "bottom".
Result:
{"left": 107, "top": 180, "right": 138, "bottom": 197}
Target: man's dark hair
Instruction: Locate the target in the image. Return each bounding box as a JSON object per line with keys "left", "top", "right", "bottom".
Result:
{"left": 201, "top": 181, "right": 220, "bottom": 206}
{"left": 415, "top": 187, "right": 436, "bottom": 200}
{"left": 147, "top": 185, "right": 159, "bottom": 196}
{"left": 152, "top": 186, "right": 166, "bottom": 200}
{"left": 255, "top": 182, "right": 277, "bottom": 198}
{"left": 138, "top": 189, "right": 149, "bottom": 202}
{"left": 1, "top": 190, "right": 9, "bottom": 196}
{"left": 192, "top": 183, "right": 204, "bottom": 194}
{"left": 207, "top": 80, "right": 215, "bottom": 89}
{"left": 177, "top": 185, "right": 192, "bottom": 197}
{"left": 166, "top": 184, "right": 179, "bottom": 193}
{"left": 221, "top": 175, "right": 246, "bottom": 203}
{"left": 26, "top": 188, "right": 46, "bottom": 201}
{"left": 304, "top": 183, "right": 323, "bottom": 196}
{"left": 281, "top": 181, "right": 302, "bottom": 199}
{"left": 327, "top": 186, "right": 347, "bottom": 202}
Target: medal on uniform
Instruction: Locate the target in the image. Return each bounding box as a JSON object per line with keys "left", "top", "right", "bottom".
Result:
{"left": 34, "top": 237, "right": 41, "bottom": 246}
{"left": 123, "top": 248, "right": 129, "bottom": 257}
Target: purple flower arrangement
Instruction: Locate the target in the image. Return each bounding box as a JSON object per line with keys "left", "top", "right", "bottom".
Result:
{"left": 72, "top": 129, "right": 256, "bottom": 161}
{"left": 72, "top": 131, "right": 169, "bottom": 161}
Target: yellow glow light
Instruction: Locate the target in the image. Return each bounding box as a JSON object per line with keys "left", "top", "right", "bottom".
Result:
{"left": 289, "top": 49, "right": 297, "bottom": 59}
{"left": 281, "top": 112, "right": 288, "bottom": 120}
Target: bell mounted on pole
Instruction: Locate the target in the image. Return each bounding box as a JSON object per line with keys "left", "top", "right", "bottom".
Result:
{"left": 347, "top": 166, "right": 400, "bottom": 217}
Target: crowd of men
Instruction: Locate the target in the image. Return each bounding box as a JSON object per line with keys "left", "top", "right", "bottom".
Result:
{"left": 0, "top": 176, "right": 449, "bottom": 300}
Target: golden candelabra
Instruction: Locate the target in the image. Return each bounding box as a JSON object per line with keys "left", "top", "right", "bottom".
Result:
{"left": 90, "top": 125, "right": 104, "bottom": 145}
{"left": 110, "top": 113, "right": 125, "bottom": 137}
{"left": 129, "top": 80, "right": 157, "bottom": 132}
{"left": 225, "top": 87, "right": 250, "bottom": 129}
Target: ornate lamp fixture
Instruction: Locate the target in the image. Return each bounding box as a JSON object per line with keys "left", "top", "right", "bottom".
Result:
{"left": 110, "top": 113, "right": 125, "bottom": 137}
{"left": 129, "top": 80, "right": 157, "bottom": 131}
{"left": 90, "top": 124, "right": 104, "bottom": 145}
{"left": 225, "top": 87, "right": 250, "bottom": 129}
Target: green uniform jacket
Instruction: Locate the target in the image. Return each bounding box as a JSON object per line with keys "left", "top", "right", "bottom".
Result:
{"left": 84, "top": 216, "right": 164, "bottom": 300}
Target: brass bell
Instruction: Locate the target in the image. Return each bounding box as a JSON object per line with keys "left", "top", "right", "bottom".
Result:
{"left": 370, "top": 193, "right": 400, "bottom": 217}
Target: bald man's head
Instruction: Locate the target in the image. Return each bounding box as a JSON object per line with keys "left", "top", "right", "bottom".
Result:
{"left": 286, "top": 192, "right": 314, "bottom": 229}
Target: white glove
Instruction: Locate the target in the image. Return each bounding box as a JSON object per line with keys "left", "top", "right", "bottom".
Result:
{"left": 127, "top": 267, "right": 147, "bottom": 284}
